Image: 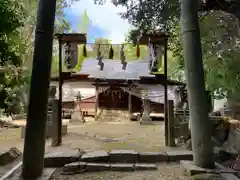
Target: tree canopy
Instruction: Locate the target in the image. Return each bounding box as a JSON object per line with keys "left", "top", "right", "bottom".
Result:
{"left": 93, "top": 0, "right": 240, "bottom": 101}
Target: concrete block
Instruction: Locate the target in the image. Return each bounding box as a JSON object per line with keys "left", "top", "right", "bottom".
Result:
{"left": 134, "top": 163, "right": 157, "bottom": 171}
{"left": 44, "top": 149, "right": 81, "bottom": 167}
{"left": 139, "top": 152, "right": 168, "bottom": 162}
{"left": 81, "top": 151, "right": 109, "bottom": 162}
{"left": 85, "top": 163, "right": 111, "bottom": 172}
{"left": 109, "top": 150, "right": 139, "bottom": 163}
{"left": 111, "top": 163, "right": 135, "bottom": 171}
{"left": 167, "top": 150, "right": 193, "bottom": 161}
{"left": 62, "top": 162, "right": 86, "bottom": 173}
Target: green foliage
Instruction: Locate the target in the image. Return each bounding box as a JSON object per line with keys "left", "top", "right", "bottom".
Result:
{"left": 78, "top": 9, "right": 90, "bottom": 34}
{"left": 0, "top": 0, "right": 26, "bottom": 114}
{"left": 98, "top": 0, "right": 240, "bottom": 101}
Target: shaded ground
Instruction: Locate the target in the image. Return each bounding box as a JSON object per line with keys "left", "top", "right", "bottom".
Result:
{"left": 0, "top": 121, "right": 186, "bottom": 179}
{"left": 51, "top": 163, "right": 187, "bottom": 180}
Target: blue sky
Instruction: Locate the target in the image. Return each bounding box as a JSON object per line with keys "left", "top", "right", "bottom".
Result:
{"left": 64, "top": 0, "right": 131, "bottom": 43}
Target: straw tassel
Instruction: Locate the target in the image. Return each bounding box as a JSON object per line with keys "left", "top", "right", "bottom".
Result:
{"left": 83, "top": 44, "right": 87, "bottom": 57}
{"left": 109, "top": 45, "right": 114, "bottom": 59}
{"left": 136, "top": 44, "right": 140, "bottom": 58}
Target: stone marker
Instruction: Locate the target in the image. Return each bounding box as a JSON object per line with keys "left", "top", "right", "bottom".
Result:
{"left": 62, "top": 162, "right": 86, "bottom": 173}
{"left": 44, "top": 149, "right": 82, "bottom": 167}
{"left": 134, "top": 163, "right": 157, "bottom": 170}
{"left": 81, "top": 151, "right": 109, "bottom": 162}
{"left": 139, "top": 152, "right": 168, "bottom": 162}
{"left": 85, "top": 163, "right": 111, "bottom": 172}
{"left": 111, "top": 163, "right": 135, "bottom": 171}
{"left": 167, "top": 150, "right": 193, "bottom": 161}
{"left": 109, "top": 150, "right": 139, "bottom": 163}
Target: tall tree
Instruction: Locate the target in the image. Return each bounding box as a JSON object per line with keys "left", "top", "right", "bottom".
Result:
{"left": 0, "top": 0, "right": 26, "bottom": 114}
{"left": 181, "top": 0, "right": 214, "bottom": 168}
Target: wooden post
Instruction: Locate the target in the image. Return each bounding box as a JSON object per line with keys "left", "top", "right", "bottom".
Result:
{"left": 51, "top": 99, "right": 60, "bottom": 146}
{"left": 168, "top": 100, "right": 175, "bottom": 147}
{"left": 57, "top": 39, "right": 63, "bottom": 145}
{"left": 128, "top": 87, "right": 132, "bottom": 119}
{"left": 95, "top": 84, "right": 99, "bottom": 121}
{"left": 164, "top": 38, "right": 169, "bottom": 146}
{"left": 21, "top": 0, "right": 57, "bottom": 178}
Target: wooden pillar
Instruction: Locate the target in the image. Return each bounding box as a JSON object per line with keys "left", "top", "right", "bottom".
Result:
{"left": 21, "top": 0, "right": 57, "bottom": 178}
{"left": 95, "top": 84, "right": 99, "bottom": 121}
{"left": 168, "top": 100, "right": 175, "bottom": 147}
{"left": 128, "top": 87, "right": 132, "bottom": 119}
{"left": 57, "top": 38, "right": 63, "bottom": 145}
{"left": 164, "top": 39, "right": 169, "bottom": 146}
{"left": 51, "top": 99, "right": 60, "bottom": 146}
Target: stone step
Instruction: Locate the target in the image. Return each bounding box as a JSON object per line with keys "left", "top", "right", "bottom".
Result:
{"left": 62, "top": 162, "right": 157, "bottom": 173}
{"left": 44, "top": 149, "right": 194, "bottom": 168}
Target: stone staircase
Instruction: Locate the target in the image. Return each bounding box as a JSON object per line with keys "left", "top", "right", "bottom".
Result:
{"left": 96, "top": 109, "right": 130, "bottom": 122}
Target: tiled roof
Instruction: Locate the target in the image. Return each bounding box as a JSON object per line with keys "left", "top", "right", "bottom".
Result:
{"left": 80, "top": 58, "right": 154, "bottom": 80}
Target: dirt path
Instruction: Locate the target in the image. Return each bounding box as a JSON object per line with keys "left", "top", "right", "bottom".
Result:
{"left": 51, "top": 163, "right": 187, "bottom": 180}
{"left": 0, "top": 121, "right": 187, "bottom": 179}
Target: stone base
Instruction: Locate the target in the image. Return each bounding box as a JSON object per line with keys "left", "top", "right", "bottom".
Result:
{"left": 21, "top": 125, "right": 68, "bottom": 139}
{"left": 109, "top": 150, "right": 138, "bottom": 163}
{"left": 44, "top": 149, "right": 82, "bottom": 167}
{"left": 180, "top": 160, "right": 237, "bottom": 176}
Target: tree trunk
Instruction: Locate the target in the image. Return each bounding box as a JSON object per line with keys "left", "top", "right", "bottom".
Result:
{"left": 180, "top": 0, "right": 215, "bottom": 168}
{"left": 21, "top": 0, "right": 57, "bottom": 178}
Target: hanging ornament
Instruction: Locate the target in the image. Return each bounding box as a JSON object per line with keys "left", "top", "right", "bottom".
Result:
{"left": 136, "top": 44, "right": 140, "bottom": 58}
{"left": 109, "top": 45, "right": 114, "bottom": 59}
{"left": 83, "top": 44, "right": 87, "bottom": 57}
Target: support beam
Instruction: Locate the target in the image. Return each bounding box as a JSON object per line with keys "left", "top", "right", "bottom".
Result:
{"left": 164, "top": 39, "right": 169, "bottom": 146}
{"left": 168, "top": 100, "right": 175, "bottom": 147}
{"left": 57, "top": 39, "right": 63, "bottom": 146}
{"left": 180, "top": 0, "right": 214, "bottom": 168}
{"left": 21, "top": 0, "right": 57, "bottom": 178}
{"left": 128, "top": 88, "right": 132, "bottom": 119}
{"left": 95, "top": 84, "right": 99, "bottom": 121}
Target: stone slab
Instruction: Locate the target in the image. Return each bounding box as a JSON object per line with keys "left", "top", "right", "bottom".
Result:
{"left": 134, "top": 163, "right": 157, "bottom": 171}
{"left": 111, "top": 163, "right": 135, "bottom": 171}
{"left": 139, "top": 152, "right": 168, "bottom": 162}
{"left": 62, "top": 162, "right": 86, "bottom": 173}
{"left": 81, "top": 151, "right": 109, "bottom": 162}
{"left": 85, "top": 163, "right": 111, "bottom": 172}
{"left": 167, "top": 150, "right": 193, "bottom": 161}
{"left": 3, "top": 167, "right": 56, "bottom": 180}
{"left": 191, "top": 173, "right": 223, "bottom": 180}
{"left": 221, "top": 173, "right": 240, "bottom": 180}
{"left": 181, "top": 160, "right": 237, "bottom": 176}
{"left": 0, "top": 147, "right": 22, "bottom": 166}
{"left": 109, "top": 150, "right": 139, "bottom": 163}
{"left": 44, "top": 149, "right": 82, "bottom": 167}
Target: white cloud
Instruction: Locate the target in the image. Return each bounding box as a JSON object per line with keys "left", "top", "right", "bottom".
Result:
{"left": 70, "top": 0, "right": 131, "bottom": 43}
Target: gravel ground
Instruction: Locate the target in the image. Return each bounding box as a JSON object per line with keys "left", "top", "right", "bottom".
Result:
{"left": 1, "top": 121, "right": 186, "bottom": 179}
{"left": 50, "top": 163, "right": 188, "bottom": 180}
